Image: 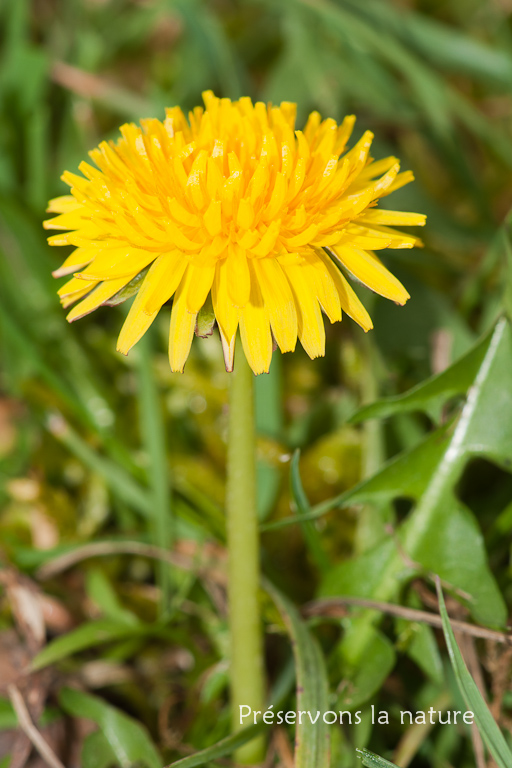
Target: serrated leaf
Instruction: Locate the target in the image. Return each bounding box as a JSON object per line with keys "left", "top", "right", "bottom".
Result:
{"left": 60, "top": 688, "right": 161, "bottom": 768}
{"left": 320, "top": 319, "right": 511, "bottom": 693}
{"left": 437, "top": 584, "right": 512, "bottom": 768}
{"left": 351, "top": 329, "right": 490, "bottom": 424}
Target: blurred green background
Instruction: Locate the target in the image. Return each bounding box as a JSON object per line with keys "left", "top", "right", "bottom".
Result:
{"left": 1, "top": 1, "right": 512, "bottom": 766}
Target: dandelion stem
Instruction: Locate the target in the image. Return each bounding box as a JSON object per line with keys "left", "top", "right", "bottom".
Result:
{"left": 226, "top": 350, "right": 265, "bottom": 764}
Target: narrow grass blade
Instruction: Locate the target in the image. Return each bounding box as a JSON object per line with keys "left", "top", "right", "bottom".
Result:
{"left": 436, "top": 579, "right": 512, "bottom": 768}
{"left": 266, "top": 582, "right": 331, "bottom": 768}
{"left": 290, "top": 450, "right": 330, "bottom": 571}
{"left": 163, "top": 723, "right": 263, "bottom": 768}
{"left": 136, "top": 335, "right": 172, "bottom": 612}
{"left": 46, "top": 414, "right": 151, "bottom": 518}
{"left": 356, "top": 748, "right": 400, "bottom": 768}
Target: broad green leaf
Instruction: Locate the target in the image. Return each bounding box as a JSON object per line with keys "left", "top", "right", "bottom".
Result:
{"left": 321, "top": 539, "right": 399, "bottom": 601}
{"left": 395, "top": 595, "right": 444, "bottom": 686}
{"left": 403, "top": 621, "right": 443, "bottom": 686}
{"left": 263, "top": 425, "right": 451, "bottom": 529}
{"left": 60, "top": 688, "right": 161, "bottom": 768}
{"left": 267, "top": 583, "right": 331, "bottom": 768}
{"left": 351, "top": 330, "right": 490, "bottom": 423}
{"left": 339, "top": 319, "right": 511, "bottom": 674}
{"left": 82, "top": 731, "right": 117, "bottom": 768}
{"left": 410, "top": 497, "right": 503, "bottom": 625}
{"left": 31, "top": 619, "right": 149, "bottom": 670}
{"left": 338, "top": 627, "right": 395, "bottom": 710}
{"left": 437, "top": 585, "right": 512, "bottom": 768}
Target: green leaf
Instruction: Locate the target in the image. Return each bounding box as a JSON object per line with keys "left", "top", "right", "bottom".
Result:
{"left": 31, "top": 619, "right": 147, "bottom": 670}
{"left": 290, "top": 450, "right": 330, "bottom": 571}
{"left": 164, "top": 723, "right": 263, "bottom": 768}
{"left": 339, "top": 627, "right": 395, "bottom": 710}
{"left": 410, "top": 497, "right": 504, "bottom": 625}
{"left": 347, "top": 0, "right": 512, "bottom": 85}
{"left": 320, "top": 539, "right": 400, "bottom": 601}
{"left": 82, "top": 730, "right": 117, "bottom": 768}
{"left": 266, "top": 583, "right": 330, "bottom": 768}
{"left": 320, "top": 319, "right": 511, "bottom": 690}
{"left": 351, "top": 330, "right": 490, "bottom": 423}
{"left": 437, "top": 583, "right": 512, "bottom": 768}
{"left": 86, "top": 569, "right": 140, "bottom": 626}
{"left": 60, "top": 688, "right": 161, "bottom": 768}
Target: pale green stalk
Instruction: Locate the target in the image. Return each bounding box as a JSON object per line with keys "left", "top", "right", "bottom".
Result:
{"left": 227, "top": 351, "right": 265, "bottom": 765}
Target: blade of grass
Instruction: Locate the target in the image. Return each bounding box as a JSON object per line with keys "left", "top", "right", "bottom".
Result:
{"left": 46, "top": 413, "right": 151, "bottom": 518}
{"left": 436, "top": 578, "right": 512, "bottom": 768}
{"left": 266, "top": 582, "right": 331, "bottom": 768}
{"left": 136, "top": 334, "right": 172, "bottom": 614}
{"left": 356, "top": 748, "right": 400, "bottom": 768}
{"left": 290, "top": 450, "right": 330, "bottom": 572}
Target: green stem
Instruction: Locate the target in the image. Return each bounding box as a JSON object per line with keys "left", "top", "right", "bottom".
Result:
{"left": 226, "top": 351, "right": 265, "bottom": 765}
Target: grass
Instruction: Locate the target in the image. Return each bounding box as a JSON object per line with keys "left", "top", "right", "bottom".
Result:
{"left": 1, "top": 1, "right": 512, "bottom": 766}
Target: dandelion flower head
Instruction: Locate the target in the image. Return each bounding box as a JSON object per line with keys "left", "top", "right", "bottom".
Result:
{"left": 45, "top": 91, "right": 425, "bottom": 374}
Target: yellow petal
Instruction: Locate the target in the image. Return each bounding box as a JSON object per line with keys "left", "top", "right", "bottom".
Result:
{"left": 68, "top": 277, "right": 130, "bottom": 322}
{"left": 168, "top": 275, "right": 198, "bottom": 372}
{"left": 315, "top": 249, "right": 372, "bottom": 331}
{"left": 58, "top": 275, "right": 99, "bottom": 299}
{"left": 43, "top": 211, "right": 89, "bottom": 231}
{"left": 239, "top": 261, "right": 272, "bottom": 374}
{"left": 47, "top": 195, "right": 83, "bottom": 214}
{"left": 255, "top": 258, "right": 297, "bottom": 353}
{"left": 141, "top": 251, "right": 188, "bottom": 315}
{"left": 284, "top": 263, "right": 325, "bottom": 359}
{"left": 52, "top": 247, "right": 96, "bottom": 278}
{"left": 117, "top": 289, "right": 159, "bottom": 355}
{"left": 212, "top": 259, "right": 239, "bottom": 342}
{"left": 183, "top": 262, "right": 216, "bottom": 313}
{"left": 358, "top": 209, "right": 426, "bottom": 227}
{"left": 302, "top": 251, "right": 341, "bottom": 324}
{"left": 226, "top": 244, "right": 251, "bottom": 308}
{"left": 76, "top": 248, "right": 157, "bottom": 281}
{"left": 332, "top": 245, "right": 409, "bottom": 304}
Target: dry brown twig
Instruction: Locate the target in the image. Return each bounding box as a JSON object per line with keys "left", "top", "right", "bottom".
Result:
{"left": 36, "top": 540, "right": 227, "bottom": 585}
{"left": 8, "top": 685, "right": 65, "bottom": 768}
{"left": 303, "top": 596, "right": 512, "bottom": 645}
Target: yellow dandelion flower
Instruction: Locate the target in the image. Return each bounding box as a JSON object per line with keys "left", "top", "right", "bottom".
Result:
{"left": 45, "top": 91, "right": 425, "bottom": 374}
